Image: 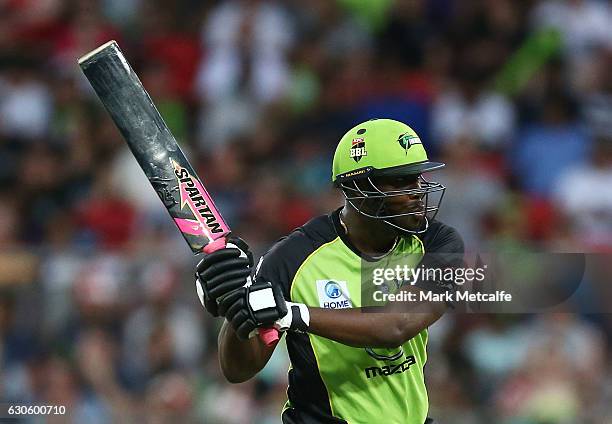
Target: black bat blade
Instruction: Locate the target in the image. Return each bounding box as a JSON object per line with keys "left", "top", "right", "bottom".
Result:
{"left": 78, "top": 40, "right": 230, "bottom": 254}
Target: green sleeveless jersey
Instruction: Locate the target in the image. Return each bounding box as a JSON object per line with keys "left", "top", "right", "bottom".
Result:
{"left": 255, "top": 210, "right": 463, "bottom": 424}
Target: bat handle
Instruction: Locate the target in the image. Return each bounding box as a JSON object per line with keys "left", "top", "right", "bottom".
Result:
{"left": 258, "top": 327, "right": 280, "bottom": 345}
{"left": 203, "top": 237, "right": 229, "bottom": 254}
{"left": 203, "top": 236, "right": 281, "bottom": 347}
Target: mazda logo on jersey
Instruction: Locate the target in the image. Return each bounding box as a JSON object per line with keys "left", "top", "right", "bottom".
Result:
{"left": 364, "top": 355, "right": 416, "bottom": 379}
{"left": 316, "top": 280, "right": 351, "bottom": 309}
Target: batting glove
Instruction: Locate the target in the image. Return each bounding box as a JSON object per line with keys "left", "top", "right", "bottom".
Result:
{"left": 218, "top": 281, "right": 310, "bottom": 340}
{"left": 195, "top": 236, "right": 253, "bottom": 317}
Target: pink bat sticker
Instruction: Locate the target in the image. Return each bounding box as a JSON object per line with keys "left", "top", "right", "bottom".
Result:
{"left": 171, "top": 159, "right": 230, "bottom": 242}
{"left": 174, "top": 217, "right": 210, "bottom": 237}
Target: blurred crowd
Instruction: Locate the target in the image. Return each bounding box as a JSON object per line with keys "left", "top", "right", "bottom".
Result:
{"left": 0, "top": 0, "right": 611, "bottom": 422}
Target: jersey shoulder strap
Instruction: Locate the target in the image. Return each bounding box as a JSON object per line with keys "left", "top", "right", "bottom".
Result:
{"left": 416, "top": 220, "right": 464, "bottom": 254}
{"left": 255, "top": 213, "right": 338, "bottom": 298}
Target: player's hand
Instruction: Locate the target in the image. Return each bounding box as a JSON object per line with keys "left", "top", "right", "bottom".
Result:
{"left": 218, "top": 281, "right": 310, "bottom": 340}
{"left": 195, "top": 236, "right": 253, "bottom": 317}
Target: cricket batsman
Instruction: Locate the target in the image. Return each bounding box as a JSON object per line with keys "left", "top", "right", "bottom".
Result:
{"left": 195, "top": 119, "right": 464, "bottom": 423}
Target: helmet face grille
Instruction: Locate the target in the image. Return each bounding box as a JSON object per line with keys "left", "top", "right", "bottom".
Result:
{"left": 339, "top": 175, "right": 446, "bottom": 234}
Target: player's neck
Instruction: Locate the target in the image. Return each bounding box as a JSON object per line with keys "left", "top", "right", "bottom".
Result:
{"left": 340, "top": 206, "right": 398, "bottom": 257}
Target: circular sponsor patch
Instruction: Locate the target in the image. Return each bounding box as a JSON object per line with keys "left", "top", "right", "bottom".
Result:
{"left": 325, "top": 281, "right": 342, "bottom": 298}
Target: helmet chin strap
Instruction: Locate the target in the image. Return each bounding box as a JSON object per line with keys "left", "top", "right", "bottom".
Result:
{"left": 346, "top": 198, "right": 431, "bottom": 234}
{"left": 382, "top": 216, "right": 430, "bottom": 234}
{"left": 378, "top": 201, "right": 430, "bottom": 234}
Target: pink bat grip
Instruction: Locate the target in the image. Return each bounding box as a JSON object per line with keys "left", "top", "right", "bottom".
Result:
{"left": 203, "top": 237, "right": 280, "bottom": 346}
{"left": 258, "top": 327, "right": 280, "bottom": 345}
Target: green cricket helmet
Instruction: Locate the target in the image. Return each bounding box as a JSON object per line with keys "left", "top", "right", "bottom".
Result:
{"left": 332, "top": 118, "right": 445, "bottom": 233}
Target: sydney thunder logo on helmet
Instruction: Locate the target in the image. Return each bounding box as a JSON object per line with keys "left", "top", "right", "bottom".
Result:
{"left": 350, "top": 138, "right": 367, "bottom": 162}
{"left": 397, "top": 133, "right": 422, "bottom": 154}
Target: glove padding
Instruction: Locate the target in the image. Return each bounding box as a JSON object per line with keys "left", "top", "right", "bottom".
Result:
{"left": 195, "top": 236, "right": 253, "bottom": 317}
{"left": 219, "top": 281, "right": 288, "bottom": 340}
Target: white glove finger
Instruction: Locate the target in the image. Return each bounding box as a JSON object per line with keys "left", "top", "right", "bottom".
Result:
{"left": 195, "top": 278, "right": 205, "bottom": 307}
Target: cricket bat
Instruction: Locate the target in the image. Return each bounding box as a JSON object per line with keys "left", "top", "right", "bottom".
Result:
{"left": 78, "top": 40, "right": 279, "bottom": 346}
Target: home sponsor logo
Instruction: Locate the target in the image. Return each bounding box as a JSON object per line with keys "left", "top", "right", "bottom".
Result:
{"left": 316, "top": 280, "right": 351, "bottom": 309}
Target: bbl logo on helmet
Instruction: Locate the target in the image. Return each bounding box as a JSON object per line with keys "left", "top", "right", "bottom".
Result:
{"left": 350, "top": 138, "right": 367, "bottom": 162}
{"left": 397, "top": 133, "right": 422, "bottom": 155}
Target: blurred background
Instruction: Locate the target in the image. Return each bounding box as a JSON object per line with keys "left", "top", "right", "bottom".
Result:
{"left": 0, "top": 0, "right": 611, "bottom": 422}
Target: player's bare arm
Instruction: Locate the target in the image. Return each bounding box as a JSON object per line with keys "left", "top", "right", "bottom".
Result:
{"left": 306, "top": 304, "right": 445, "bottom": 348}
{"left": 217, "top": 320, "right": 277, "bottom": 383}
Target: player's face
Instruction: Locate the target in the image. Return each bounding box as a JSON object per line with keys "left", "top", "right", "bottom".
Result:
{"left": 359, "top": 174, "right": 426, "bottom": 231}
{"left": 375, "top": 174, "right": 426, "bottom": 230}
